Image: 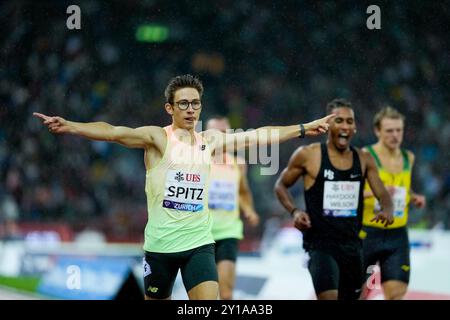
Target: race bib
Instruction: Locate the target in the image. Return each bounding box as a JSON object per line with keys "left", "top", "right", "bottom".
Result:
{"left": 323, "top": 181, "right": 360, "bottom": 217}
{"left": 374, "top": 186, "right": 407, "bottom": 218}
{"left": 208, "top": 179, "right": 237, "bottom": 211}
{"left": 163, "top": 170, "right": 205, "bottom": 212}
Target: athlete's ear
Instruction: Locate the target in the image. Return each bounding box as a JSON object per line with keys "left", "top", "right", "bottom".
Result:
{"left": 165, "top": 103, "right": 174, "bottom": 116}
{"left": 374, "top": 127, "right": 381, "bottom": 139}
{"left": 353, "top": 128, "right": 357, "bottom": 134}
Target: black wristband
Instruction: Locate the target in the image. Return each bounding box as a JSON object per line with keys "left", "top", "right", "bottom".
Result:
{"left": 290, "top": 208, "right": 298, "bottom": 216}
{"left": 299, "top": 123, "right": 305, "bottom": 138}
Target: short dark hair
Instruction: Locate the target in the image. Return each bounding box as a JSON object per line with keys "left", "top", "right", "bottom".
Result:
{"left": 326, "top": 98, "right": 353, "bottom": 114}
{"left": 164, "top": 74, "right": 204, "bottom": 104}
{"left": 373, "top": 106, "right": 405, "bottom": 129}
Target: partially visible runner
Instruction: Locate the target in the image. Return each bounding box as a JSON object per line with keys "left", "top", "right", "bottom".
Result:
{"left": 206, "top": 116, "right": 259, "bottom": 300}
{"left": 34, "top": 74, "right": 333, "bottom": 300}
{"left": 361, "top": 106, "right": 426, "bottom": 300}
{"left": 275, "top": 99, "right": 394, "bottom": 300}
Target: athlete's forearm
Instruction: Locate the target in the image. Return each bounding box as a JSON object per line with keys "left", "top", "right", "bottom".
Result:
{"left": 246, "top": 121, "right": 323, "bottom": 146}
{"left": 239, "top": 189, "right": 256, "bottom": 214}
{"left": 68, "top": 121, "right": 116, "bottom": 141}
{"left": 377, "top": 189, "right": 394, "bottom": 215}
{"left": 230, "top": 125, "right": 300, "bottom": 151}
{"left": 274, "top": 180, "right": 297, "bottom": 214}
{"left": 256, "top": 125, "right": 300, "bottom": 144}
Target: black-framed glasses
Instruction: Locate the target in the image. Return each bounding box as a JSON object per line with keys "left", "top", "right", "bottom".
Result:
{"left": 173, "top": 99, "right": 202, "bottom": 110}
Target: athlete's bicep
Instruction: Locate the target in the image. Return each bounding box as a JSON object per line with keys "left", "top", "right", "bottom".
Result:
{"left": 278, "top": 148, "right": 307, "bottom": 188}
{"left": 112, "top": 125, "right": 160, "bottom": 149}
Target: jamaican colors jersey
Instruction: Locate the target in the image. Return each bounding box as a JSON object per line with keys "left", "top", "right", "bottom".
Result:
{"left": 363, "top": 145, "right": 412, "bottom": 229}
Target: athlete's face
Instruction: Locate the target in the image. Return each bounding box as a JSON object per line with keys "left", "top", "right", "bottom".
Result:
{"left": 328, "top": 107, "right": 356, "bottom": 151}
{"left": 375, "top": 117, "right": 404, "bottom": 150}
{"left": 206, "top": 118, "right": 230, "bottom": 133}
{"left": 165, "top": 87, "right": 202, "bottom": 130}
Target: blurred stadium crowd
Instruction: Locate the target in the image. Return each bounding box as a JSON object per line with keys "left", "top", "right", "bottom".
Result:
{"left": 1, "top": 1, "right": 449, "bottom": 242}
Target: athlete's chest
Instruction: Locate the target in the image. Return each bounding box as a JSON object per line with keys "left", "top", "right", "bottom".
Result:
{"left": 378, "top": 156, "right": 404, "bottom": 174}
{"left": 327, "top": 152, "right": 354, "bottom": 171}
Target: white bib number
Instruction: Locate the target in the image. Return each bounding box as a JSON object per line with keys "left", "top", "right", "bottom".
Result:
{"left": 374, "top": 186, "right": 407, "bottom": 218}
{"left": 323, "top": 181, "right": 360, "bottom": 217}
{"left": 208, "top": 179, "right": 237, "bottom": 211}
{"left": 163, "top": 170, "right": 205, "bottom": 212}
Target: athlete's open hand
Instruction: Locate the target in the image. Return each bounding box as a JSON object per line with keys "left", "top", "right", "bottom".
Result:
{"left": 371, "top": 211, "right": 394, "bottom": 228}
{"left": 292, "top": 209, "right": 311, "bottom": 231}
{"left": 303, "top": 114, "right": 335, "bottom": 137}
{"left": 33, "top": 112, "right": 71, "bottom": 134}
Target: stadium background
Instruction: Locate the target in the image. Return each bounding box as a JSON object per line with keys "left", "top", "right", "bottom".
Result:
{"left": 0, "top": 0, "right": 449, "bottom": 299}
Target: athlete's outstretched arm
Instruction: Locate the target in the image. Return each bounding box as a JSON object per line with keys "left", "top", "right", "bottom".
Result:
{"left": 364, "top": 152, "right": 394, "bottom": 227}
{"left": 205, "top": 114, "right": 335, "bottom": 153}
{"left": 238, "top": 164, "right": 259, "bottom": 227}
{"left": 33, "top": 112, "right": 161, "bottom": 149}
{"left": 274, "top": 147, "right": 311, "bottom": 231}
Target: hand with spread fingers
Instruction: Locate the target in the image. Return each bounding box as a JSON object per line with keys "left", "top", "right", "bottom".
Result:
{"left": 371, "top": 211, "right": 394, "bottom": 227}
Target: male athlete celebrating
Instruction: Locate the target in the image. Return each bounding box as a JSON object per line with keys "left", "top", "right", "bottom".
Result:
{"left": 275, "top": 98, "right": 394, "bottom": 300}
{"left": 34, "top": 74, "right": 333, "bottom": 300}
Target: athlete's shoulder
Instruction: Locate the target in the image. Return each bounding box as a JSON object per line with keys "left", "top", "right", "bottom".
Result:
{"left": 135, "top": 126, "right": 166, "bottom": 147}
{"left": 200, "top": 128, "right": 221, "bottom": 143}
{"left": 199, "top": 128, "right": 222, "bottom": 149}
{"left": 357, "top": 146, "right": 375, "bottom": 165}
{"left": 137, "top": 125, "right": 165, "bottom": 137}
{"left": 302, "top": 142, "right": 321, "bottom": 153}
{"left": 200, "top": 128, "right": 220, "bottom": 137}
{"left": 287, "top": 143, "right": 319, "bottom": 166}
{"left": 404, "top": 149, "right": 415, "bottom": 165}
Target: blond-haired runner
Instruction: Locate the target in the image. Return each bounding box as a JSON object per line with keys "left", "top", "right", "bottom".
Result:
{"left": 206, "top": 116, "right": 259, "bottom": 300}
{"left": 33, "top": 74, "right": 333, "bottom": 300}
{"left": 361, "top": 106, "right": 426, "bottom": 300}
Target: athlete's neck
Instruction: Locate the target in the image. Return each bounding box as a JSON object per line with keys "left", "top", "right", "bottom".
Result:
{"left": 171, "top": 123, "right": 196, "bottom": 144}
{"left": 374, "top": 142, "right": 401, "bottom": 158}
{"left": 327, "top": 140, "right": 351, "bottom": 155}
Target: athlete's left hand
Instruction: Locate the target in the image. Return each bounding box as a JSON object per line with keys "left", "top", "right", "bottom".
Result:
{"left": 411, "top": 193, "right": 426, "bottom": 209}
{"left": 243, "top": 210, "right": 260, "bottom": 227}
{"left": 303, "top": 114, "right": 336, "bottom": 137}
{"left": 371, "top": 211, "right": 394, "bottom": 227}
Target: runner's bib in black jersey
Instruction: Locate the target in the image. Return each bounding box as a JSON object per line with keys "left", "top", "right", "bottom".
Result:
{"left": 303, "top": 143, "right": 365, "bottom": 250}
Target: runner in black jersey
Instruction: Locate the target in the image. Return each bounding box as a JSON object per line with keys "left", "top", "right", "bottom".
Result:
{"left": 275, "top": 99, "right": 394, "bottom": 300}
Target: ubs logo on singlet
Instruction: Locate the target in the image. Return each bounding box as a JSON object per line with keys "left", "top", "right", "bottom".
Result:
{"left": 175, "top": 172, "right": 184, "bottom": 182}
{"left": 174, "top": 172, "right": 201, "bottom": 183}
{"left": 324, "top": 169, "right": 334, "bottom": 180}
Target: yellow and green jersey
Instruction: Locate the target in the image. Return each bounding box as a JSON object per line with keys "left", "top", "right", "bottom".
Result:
{"left": 363, "top": 145, "right": 412, "bottom": 229}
